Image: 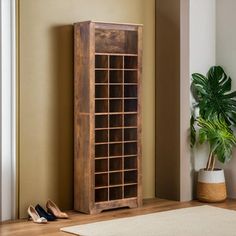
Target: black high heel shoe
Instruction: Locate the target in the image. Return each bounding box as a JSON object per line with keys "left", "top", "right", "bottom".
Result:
{"left": 35, "top": 204, "right": 56, "bottom": 221}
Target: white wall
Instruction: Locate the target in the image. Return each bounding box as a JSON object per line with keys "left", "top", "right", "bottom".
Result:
{"left": 190, "top": 0, "right": 216, "bottom": 174}
{"left": 0, "top": 0, "right": 16, "bottom": 221}
{"left": 190, "top": 0, "right": 216, "bottom": 75}
{"left": 190, "top": 0, "right": 236, "bottom": 198}
{"left": 216, "top": 0, "right": 236, "bottom": 198}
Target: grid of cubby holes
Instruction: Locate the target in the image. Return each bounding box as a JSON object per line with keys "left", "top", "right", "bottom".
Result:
{"left": 95, "top": 54, "right": 138, "bottom": 202}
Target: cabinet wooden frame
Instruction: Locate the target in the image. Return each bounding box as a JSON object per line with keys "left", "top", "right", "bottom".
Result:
{"left": 74, "top": 21, "right": 142, "bottom": 214}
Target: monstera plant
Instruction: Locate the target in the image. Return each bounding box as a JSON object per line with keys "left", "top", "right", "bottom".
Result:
{"left": 191, "top": 66, "right": 236, "bottom": 148}
{"left": 191, "top": 66, "right": 236, "bottom": 202}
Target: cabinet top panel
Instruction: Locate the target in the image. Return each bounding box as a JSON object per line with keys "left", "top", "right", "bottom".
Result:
{"left": 74, "top": 21, "right": 143, "bottom": 31}
{"left": 74, "top": 21, "right": 142, "bottom": 54}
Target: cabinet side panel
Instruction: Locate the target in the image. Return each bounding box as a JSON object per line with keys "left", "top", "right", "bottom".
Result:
{"left": 74, "top": 115, "right": 90, "bottom": 212}
{"left": 137, "top": 26, "right": 143, "bottom": 206}
{"left": 75, "top": 23, "right": 90, "bottom": 113}
{"left": 74, "top": 22, "right": 91, "bottom": 213}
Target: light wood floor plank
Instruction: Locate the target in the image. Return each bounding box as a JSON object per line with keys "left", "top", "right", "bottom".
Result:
{"left": 1, "top": 198, "right": 236, "bottom": 236}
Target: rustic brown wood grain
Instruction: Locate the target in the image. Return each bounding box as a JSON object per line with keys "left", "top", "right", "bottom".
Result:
{"left": 74, "top": 21, "right": 92, "bottom": 213}
{"left": 74, "top": 21, "right": 143, "bottom": 214}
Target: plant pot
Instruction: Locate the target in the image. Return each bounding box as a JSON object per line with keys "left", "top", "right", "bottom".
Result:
{"left": 197, "top": 168, "right": 227, "bottom": 202}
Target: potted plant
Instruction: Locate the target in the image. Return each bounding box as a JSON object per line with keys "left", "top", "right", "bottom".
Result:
{"left": 191, "top": 66, "right": 236, "bottom": 202}
{"left": 196, "top": 117, "right": 236, "bottom": 202}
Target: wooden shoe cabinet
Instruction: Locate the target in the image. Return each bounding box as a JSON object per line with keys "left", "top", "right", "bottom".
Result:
{"left": 74, "top": 21, "right": 142, "bottom": 214}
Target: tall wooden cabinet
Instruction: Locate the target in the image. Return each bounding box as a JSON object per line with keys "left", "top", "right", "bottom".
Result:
{"left": 74, "top": 21, "right": 142, "bottom": 214}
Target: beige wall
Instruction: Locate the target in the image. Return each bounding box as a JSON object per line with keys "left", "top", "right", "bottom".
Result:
{"left": 155, "top": 0, "right": 191, "bottom": 201}
{"left": 155, "top": 0, "right": 181, "bottom": 200}
{"left": 19, "top": 0, "right": 155, "bottom": 217}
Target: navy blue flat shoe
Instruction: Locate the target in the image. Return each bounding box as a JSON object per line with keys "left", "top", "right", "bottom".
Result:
{"left": 35, "top": 204, "right": 56, "bottom": 221}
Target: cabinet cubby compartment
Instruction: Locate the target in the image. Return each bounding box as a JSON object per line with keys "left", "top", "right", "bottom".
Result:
{"left": 124, "top": 142, "right": 137, "bottom": 155}
{"left": 110, "top": 56, "right": 123, "bottom": 68}
{"left": 95, "top": 100, "right": 108, "bottom": 113}
{"left": 124, "top": 185, "right": 137, "bottom": 198}
{"left": 124, "top": 114, "right": 137, "bottom": 127}
{"left": 75, "top": 22, "right": 142, "bottom": 214}
{"left": 124, "top": 170, "right": 137, "bottom": 184}
{"left": 109, "top": 158, "right": 122, "bottom": 171}
{"left": 110, "top": 129, "right": 122, "bottom": 142}
{"left": 110, "top": 172, "right": 122, "bottom": 185}
{"left": 124, "top": 71, "right": 137, "bottom": 83}
{"left": 124, "top": 99, "right": 137, "bottom": 112}
{"left": 95, "top": 85, "right": 108, "bottom": 98}
{"left": 95, "top": 188, "right": 108, "bottom": 202}
{"left": 124, "top": 56, "right": 137, "bottom": 69}
{"left": 124, "top": 128, "right": 137, "bottom": 141}
{"left": 95, "top": 159, "right": 108, "bottom": 172}
{"left": 95, "top": 70, "right": 108, "bottom": 83}
{"left": 95, "top": 115, "right": 108, "bottom": 128}
{"left": 124, "top": 85, "right": 137, "bottom": 97}
{"left": 95, "top": 55, "right": 108, "bottom": 68}
{"left": 110, "top": 114, "right": 122, "bottom": 127}
{"left": 95, "top": 130, "right": 108, "bottom": 143}
{"left": 95, "top": 173, "right": 108, "bottom": 187}
{"left": 109, "top": 100, "right": 122, "bottom": 113}
{"left": 110, "top": 70, "right": 123, "bottom": 83}
{"left": 110, "top": 85, "right": 123, "bottom": 98}
{"left": 109, "top": 143, "right": 122, "bottom": 156}
{"left": 95, "top": 144, "right": 108, "bottom": 158}
{"left": 109, "top": 186, "right": 122, "bottom": 200}
{"left": 124, "top": 156, "right": 137, "bottom": 169}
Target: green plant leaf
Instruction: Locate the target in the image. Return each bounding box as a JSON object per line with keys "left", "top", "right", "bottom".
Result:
{"left": 198, "top": 129, "right": 207, "bottom": 144}
{"left": 197, "top": 117, "right": 236, "bottom": 163}
{"left": 191, "top": 66, "right": 236, "bottom": 125}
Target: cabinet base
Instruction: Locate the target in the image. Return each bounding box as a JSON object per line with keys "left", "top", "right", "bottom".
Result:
{"left": 75, "top": 198, "right": 142, "bottom": 214}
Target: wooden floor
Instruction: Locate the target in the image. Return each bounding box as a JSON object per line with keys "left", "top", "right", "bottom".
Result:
{"left": 1, "top": 198, "right": 236, "bottom": 236}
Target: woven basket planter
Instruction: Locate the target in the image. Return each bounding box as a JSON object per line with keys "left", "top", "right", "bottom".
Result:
{"left": 197, "top": 169, "right": 227, "bottom": 203}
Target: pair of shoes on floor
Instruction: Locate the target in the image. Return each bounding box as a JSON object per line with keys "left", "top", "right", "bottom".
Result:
{"left": 28, "top": 200, "right": 69, "bottom": 224}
